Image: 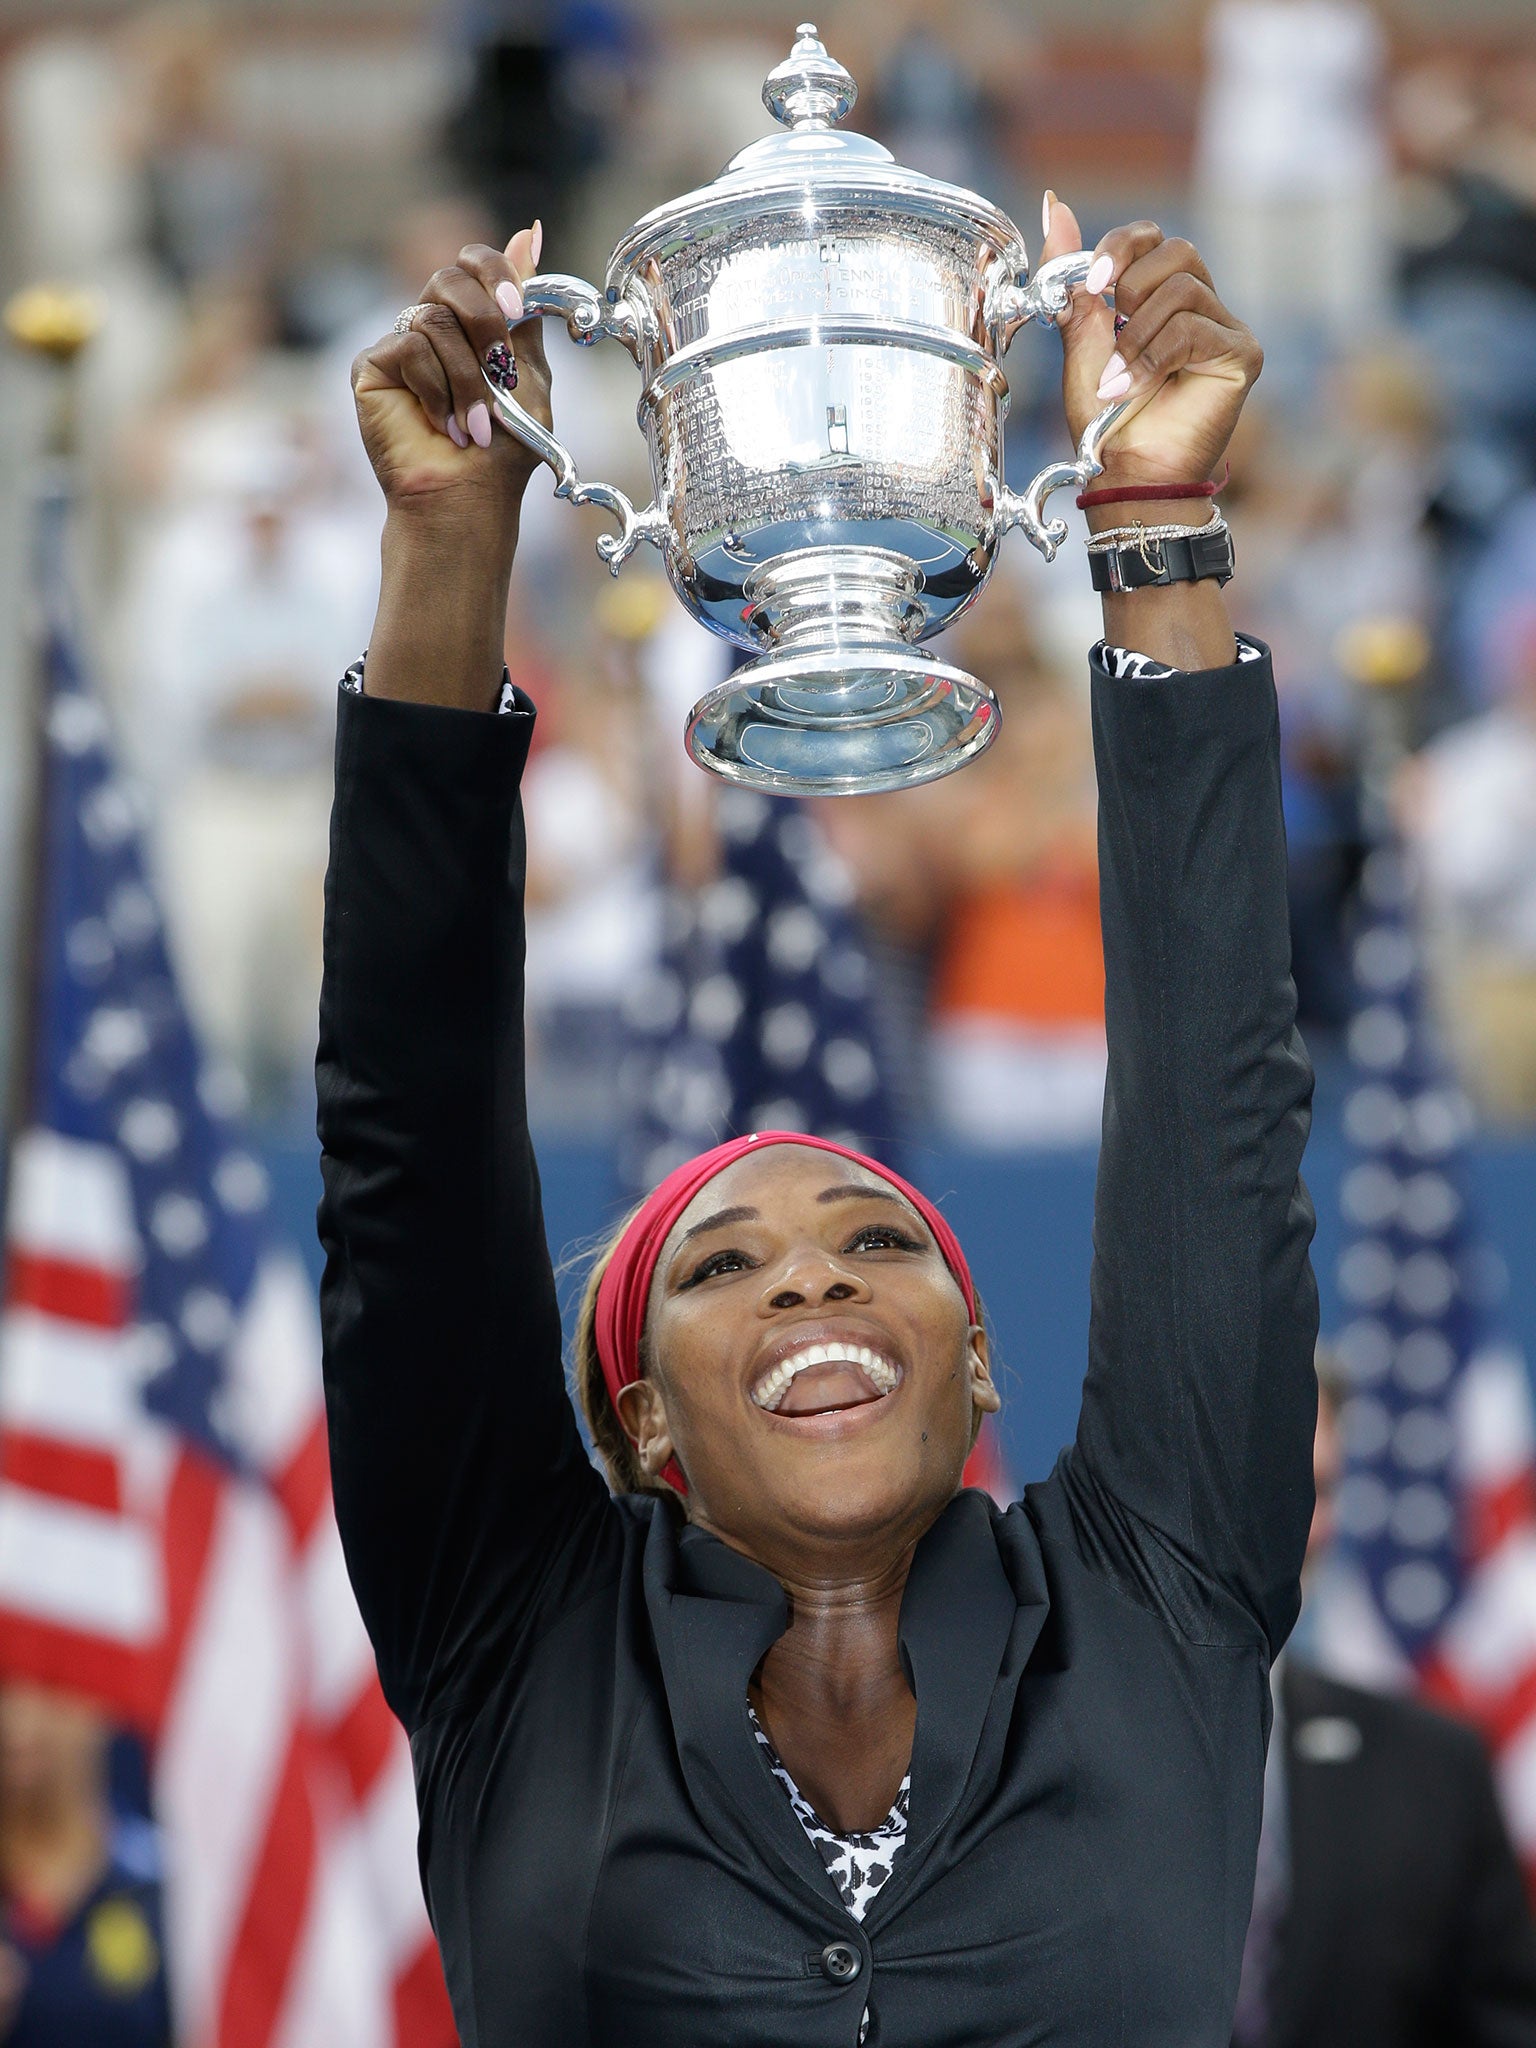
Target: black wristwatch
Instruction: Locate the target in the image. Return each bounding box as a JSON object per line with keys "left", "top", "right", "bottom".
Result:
{"left": 1089, "top": 522, "right": 1235, "bottom": 594}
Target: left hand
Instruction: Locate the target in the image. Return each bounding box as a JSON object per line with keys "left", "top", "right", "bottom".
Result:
{"left": 1039, "top": 198, "right": 1262, "bottom": 492}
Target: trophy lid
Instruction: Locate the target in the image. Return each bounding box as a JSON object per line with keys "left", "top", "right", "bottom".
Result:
{"left": 606, "top": 24, "right": 1024, "bottom": 291}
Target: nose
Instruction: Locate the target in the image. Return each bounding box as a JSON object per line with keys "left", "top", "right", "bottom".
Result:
{"left": 758, "top": 1249, "right": 872, "bottom": 1315}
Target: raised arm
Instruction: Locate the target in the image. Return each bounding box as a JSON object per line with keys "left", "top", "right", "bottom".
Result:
{"left": 1037, "top": 206, "right": 1319, "bottom": 1652}
{"left": 317, "top": 228, "right": 616, "bottom": 1735}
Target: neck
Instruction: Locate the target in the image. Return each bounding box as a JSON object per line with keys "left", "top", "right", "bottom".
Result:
{"left": 1, "top": 1788, "right": 108, "bottom": 1915}
{"left": 751, "top": 1540, "right": 918, "bottom": 1740}
{"left": 746, "top": 1541, "right": 921, "bottom": 1833}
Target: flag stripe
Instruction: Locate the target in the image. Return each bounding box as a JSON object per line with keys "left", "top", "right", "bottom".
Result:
{"left": 393, "top": 1938, "right": 455, "bottom": 2046}
{"left": 0, "top": 1607, "right": 149, "bottom": 1724}
{"left": 0, "top": 1484, "right": 160, "bottom": 1638}
{"left": 0, "top": 1308, "right": 137, "bottom": 1449}
{"left": 0, "top": 1427, "right": 121, "bottom": 1512}
{"left": 216, "top": 1727, "right": 321, "bottom": 2048}
{"left": 329, "top": 1675, "right": 400, "bottom": 1806}
{"left": 275, "top": 1414, "right": 330, "bottom": 1551}
{"left": 6, "top": 1247, "right": 133, "bottom": 1327}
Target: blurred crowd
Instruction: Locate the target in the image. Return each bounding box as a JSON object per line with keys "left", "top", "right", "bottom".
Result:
{"left": 4, "top": 0, "right": 1536, "bottom": 1152}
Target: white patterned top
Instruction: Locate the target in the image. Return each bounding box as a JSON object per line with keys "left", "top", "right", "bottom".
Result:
{"left": 747, "top": 1701, "right": 910, "bottom": 1922}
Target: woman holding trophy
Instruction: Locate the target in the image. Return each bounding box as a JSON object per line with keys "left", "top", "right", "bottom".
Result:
{"left": 317, "top": 31, "right": 1314, "bottom": 2046}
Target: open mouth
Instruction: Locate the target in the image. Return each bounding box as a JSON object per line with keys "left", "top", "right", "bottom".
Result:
{"left": 750, "top": 1340, "right": 901, "bottom": 1418}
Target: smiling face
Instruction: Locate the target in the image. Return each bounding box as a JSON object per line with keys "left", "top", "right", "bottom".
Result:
{"left": 612, "top": 1144, "right": 998, "bottom": 1566}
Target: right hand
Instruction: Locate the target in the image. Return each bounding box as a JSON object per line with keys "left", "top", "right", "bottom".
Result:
{"left": 351, "top": 224, "right": 553, "bottom": 527}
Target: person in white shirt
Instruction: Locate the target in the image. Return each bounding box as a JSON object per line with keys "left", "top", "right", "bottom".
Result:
{"left": 1405, "top": 600, "right": 1536, "bottom": 1123}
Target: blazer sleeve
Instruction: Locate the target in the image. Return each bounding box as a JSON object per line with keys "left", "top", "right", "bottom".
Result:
{"left": 1060, "top": 640, "right": 1319, "bottom": 1656}
{"left": 316, "top": 683, "right": 617, "bottom": 1735}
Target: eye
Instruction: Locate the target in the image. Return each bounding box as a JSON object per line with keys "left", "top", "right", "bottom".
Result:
{"left": 844, "top": 1223, "right": 925, "bottom": 1254}
{"left": 678, "top": 1246, "right": 759, "bottom": 1290}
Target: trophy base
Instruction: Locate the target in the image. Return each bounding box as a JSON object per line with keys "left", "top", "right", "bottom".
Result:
{"left": 685, "top": 643, "right": 999, "bottom": 796}
{"left": 684, "top": 547, "right": 1000, "bottom": 796}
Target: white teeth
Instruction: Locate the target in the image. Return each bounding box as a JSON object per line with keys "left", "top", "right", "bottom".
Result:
{"left": 751, "top": 1340, "right": 900, "bottom": 1412}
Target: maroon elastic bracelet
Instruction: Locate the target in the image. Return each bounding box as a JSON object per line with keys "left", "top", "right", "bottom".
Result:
{"left": 1076, "top": 459, "right": 1230, "bottom": 512}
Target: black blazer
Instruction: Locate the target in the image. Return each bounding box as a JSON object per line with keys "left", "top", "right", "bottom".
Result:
{"left": 1262, "top": 1662, "right": 1536, "bottom": 2048}
{"left": 316, "top": 642, "right": 1320, "bottom": 2048}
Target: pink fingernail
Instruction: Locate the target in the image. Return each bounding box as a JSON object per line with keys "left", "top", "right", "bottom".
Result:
{"left": 496, "top": 280, "right": 523, "bottom": 322}
{"left": 1042, "top": 189, "right": 1055, "bottom": 238}
{"left": 530, "top": 219, "right": 543, "bottom": 267}
{"left": 467, "top": 401, "right": 492, "bottom": 448}
{"left": 1097, "top": 369, "right": 1133, "bottom": 401}
{"left": 446, "top": 415, "right": 469, "bottom": 448}
{"left": 1085, "top": 253, "right": 1115, "bottom": 297}
{"left": 1099, "top": 351, "right": 1126, "bottom": 386}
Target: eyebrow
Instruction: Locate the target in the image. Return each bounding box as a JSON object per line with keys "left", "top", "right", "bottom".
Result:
{"left": 674, "top": 1183, "right": 910, "bottom": 1255}
{"left": 677, "top": 1203, "right": 758, "bottom": 1246}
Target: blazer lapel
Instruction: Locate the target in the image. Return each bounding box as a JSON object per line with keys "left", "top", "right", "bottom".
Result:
{"left": 643, "top": 1510, "right": 847, "bottom": 1910}
{"left": 878, "top": 1493, "right": 1049, "bottom": 1903}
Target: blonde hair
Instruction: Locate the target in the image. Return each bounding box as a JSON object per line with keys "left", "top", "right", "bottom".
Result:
{"left": 570, "top": 1204, "right": 995, "bottom": 1498}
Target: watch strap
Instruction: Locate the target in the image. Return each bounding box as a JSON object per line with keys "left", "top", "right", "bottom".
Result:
{"left": 1089, "top": 523, "right": 1235, "bottom": 594}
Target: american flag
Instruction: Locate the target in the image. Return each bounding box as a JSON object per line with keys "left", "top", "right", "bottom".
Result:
{"left": 618, "top": 787, "right": 899, "bottom": 1192}
{"left": 1325, "top": 839, "right": 1536, "bottom": 1881}
{"left": 0, "top": 484, "right": 453, "bottom": 2046}
{"left": 618, "top": 781, "right": 1009, "bottom": 1500}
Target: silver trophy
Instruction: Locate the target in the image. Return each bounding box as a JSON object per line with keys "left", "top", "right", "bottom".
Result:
{"left": 485, "top": 23, "right": 1127, "bottom": 795}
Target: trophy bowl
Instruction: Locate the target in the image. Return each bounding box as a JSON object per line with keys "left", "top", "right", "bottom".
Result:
{"left": 485, "top": 23, "right": 1128, "bottom": 796}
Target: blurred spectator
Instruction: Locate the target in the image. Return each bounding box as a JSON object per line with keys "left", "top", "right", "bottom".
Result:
{"left": 868, "top": 5, "right": 1007, "bottom": 196}
{"left": 1234, "top": 1363, "right": 1536, "bottom": 2047}
{"left": 440, "top": 0, "right": 643, "bottom": 261}
{"left": 1396, "top": 51, "right": 1536, "bottom": 526}
{"left": 1402, "top": 601, "right": 1536, "bottom": 1127}
{"left": 0, "top": 1684, "right": 172, "bottom": 2048}
{"left": 115, "top": 422, "right": 374, "bottom": 1112}
{"left": 520, "top": 573, "right": 664, "bottom": 1125}
{"left": 1212, "top": 354, "right": 1442, "bottom": 1033}
{"left": 828, "top": 593, "right": 1104, "bottom": 1147}
{"left": 1196, "top": 0, "right": 1389, "bottom": 384}
{"left": 118, "top": 4, "right": 275, "bottom": 296}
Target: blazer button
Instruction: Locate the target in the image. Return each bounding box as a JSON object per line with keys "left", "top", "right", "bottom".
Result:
{"left": 820, "top": 1941, "right": 861, "bottom": 1984}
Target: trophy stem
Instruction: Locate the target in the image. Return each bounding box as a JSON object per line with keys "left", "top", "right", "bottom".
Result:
{"left": 743, "top": 547, "right": 926, "bottom": 658}
{"left": 686, "top": 546, "right": 999, "bottom": 796}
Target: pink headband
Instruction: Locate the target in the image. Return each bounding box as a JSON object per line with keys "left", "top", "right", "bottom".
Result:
{"left": 594, "top": 1131, "right": 977, "bottom": 1493}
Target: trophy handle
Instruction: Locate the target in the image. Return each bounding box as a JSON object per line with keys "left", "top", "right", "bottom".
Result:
{"left": 988, "top": 250, "right": 1133, "bottom": 563}
{"left": 991, "top": 399, "right": 1132, "bottom": 563}
{"left": 483, "top": 274, "right": 667, "bottom": 573}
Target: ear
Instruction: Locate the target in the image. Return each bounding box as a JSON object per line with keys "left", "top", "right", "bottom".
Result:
{"left": 612, "top": 1378, "right": 677, "bottom": 1481}
{"left": 966, "top": 1325, "right": 1002, "bottom": 1416}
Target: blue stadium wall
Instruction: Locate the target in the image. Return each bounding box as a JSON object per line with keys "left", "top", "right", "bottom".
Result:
{"left": 274, "top": 1070, "right": 1536, "bottom": 1493}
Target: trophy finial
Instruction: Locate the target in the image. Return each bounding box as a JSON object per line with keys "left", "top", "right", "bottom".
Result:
{"left": 763, "top": 23, "right": 857, "bottom": 131}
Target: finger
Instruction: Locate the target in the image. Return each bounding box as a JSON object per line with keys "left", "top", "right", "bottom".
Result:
{"left": 419, "top": 262, "right": 515, "bottom": 442}
{"left": 1039, "top": 190, "right": 1083, "bottom": 266}
{"left": 1115, "top": 307, "right": 1257, "bottom": 401}
{"left": 1112, "top": 272, "right": 1241, "bottom": 379}
{"left": 458, "top": 225, "right": 553, "bottom": 424}
{"left": 1111, "top": 234, "right": 1216, "bottom": 322}
{"left": 498, "top": 223, "right": 553, "bottom": 393}
{"left": 1044, "top": 192, "right": 1117, "bottom": 398}
{"left": 352, "top": 332, "right": 465, "bottom": 444}
{"left": 1086, "top": 220, "right": 1168, "bottom": 292}
{"left": 393, "top": 330, "right": 463, "bottom": 440}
